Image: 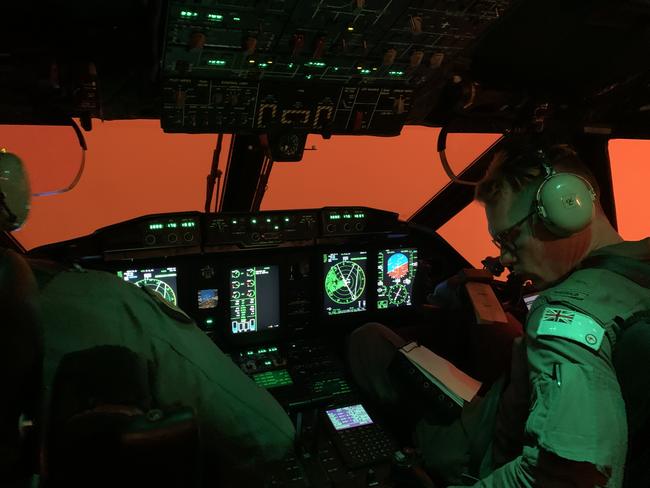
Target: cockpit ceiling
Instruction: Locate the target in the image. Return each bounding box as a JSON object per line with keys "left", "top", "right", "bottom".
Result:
{"left": 1, "top": 1, "right": 649, "bottom": 136}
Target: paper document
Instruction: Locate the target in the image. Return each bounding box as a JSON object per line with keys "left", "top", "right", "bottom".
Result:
{"left": 399, "top": 342, "right": 482, "bottom": 406}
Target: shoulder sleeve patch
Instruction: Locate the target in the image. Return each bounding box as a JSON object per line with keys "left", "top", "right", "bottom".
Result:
{"left": 141, "top": 286, "right": 194, "bottom": 324}
{"left": 536, "top": 307, "right": 605, "bottom": 351}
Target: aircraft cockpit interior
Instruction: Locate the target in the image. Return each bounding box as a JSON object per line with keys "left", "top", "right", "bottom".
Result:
{"left": 21, "top": 205, "right": 506, "bottom": 486}
{"left": 2, "top": 1, "right": 650, "bottom": 487}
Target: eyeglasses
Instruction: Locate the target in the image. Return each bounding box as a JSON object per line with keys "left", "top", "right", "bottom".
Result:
{"left": 491, "top": 210, "right": 536, "bottom": 254}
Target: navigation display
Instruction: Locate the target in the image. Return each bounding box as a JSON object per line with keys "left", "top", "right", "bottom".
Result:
{"left": 230, "top": 265, "right": 280, "bottom": 334}
{"left": 118, "top": 267, "right": 178, "bottom": 305}
{"left": 323, "top": 251, "right": 367, "bottom": 315}
{"left": 377, "top": 249, "right": 417, "bottom": 309}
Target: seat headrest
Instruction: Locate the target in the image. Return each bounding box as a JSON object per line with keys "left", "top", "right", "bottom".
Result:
{"left": 0, "top": 248, "right": 41, "bottom": 393}
{"left": 0, "top": 249, "right": 41, "bottom": 480}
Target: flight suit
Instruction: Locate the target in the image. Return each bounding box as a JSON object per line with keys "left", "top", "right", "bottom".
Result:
{"left": 451, "top": 241, "right": 650, "bottom": 487}
{"left": 348, "top": 240, "right": 650, "bottom": 487}
{"left": 32, "top": 263, "right": 295, "bottom": 486}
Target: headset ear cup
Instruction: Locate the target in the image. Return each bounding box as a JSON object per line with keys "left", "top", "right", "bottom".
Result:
{"left": 536, "top": 173, "right": 595, "bottom": 237}
{"left": 0, "top": 152, "right": 31, "bottom": 231}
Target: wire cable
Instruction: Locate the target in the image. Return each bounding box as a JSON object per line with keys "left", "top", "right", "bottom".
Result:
{"left": 436, "top": 125, "right": 478, "bottom": 187}
{"left": 32, "top": 118, "right": 88, "bottom": 197}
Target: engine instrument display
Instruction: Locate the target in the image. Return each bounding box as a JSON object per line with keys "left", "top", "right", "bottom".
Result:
{"left": 377, "top": 249, "right": 417, "bottom": 309}
{"left": 118, "top": 266, "right": 178, "bottom": 305}
{"left": 323, "top": 251, "right": 367, "bottom": 315}
{"left": 230, "top": 265, "right": 280, "bottom": 334}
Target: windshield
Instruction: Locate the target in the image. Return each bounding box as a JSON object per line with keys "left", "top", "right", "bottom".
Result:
{"left": 6, "top": 121, "right": 645, "bottom": 268}
{"left": 609, "top": 139, "right": 650, "bottom": 241}
{"left": 261, "top": 127, "right": 500, "bottom": 219}
{"left": 4, "top": 121, "right": 499, "bottom": 251}
{"left": 6, "top": 120, "right": 226, "bottom": 250}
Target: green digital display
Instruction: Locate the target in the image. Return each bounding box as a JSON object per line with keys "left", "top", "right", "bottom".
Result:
{"left": 253, "top": 369, "right": 293, "bottom": 389}
{"left": 377, "top": 249, "right": 418, "bottom": 309}
{"left": 149, "top": 220, "right": 195, "bottom": 230}
{"left": 118, "top": 267, "right": 178, "bottom": 306}
{"left": 323, "top": 251, "right": 367, "bottom": 315}
{"left": 230, "top": 266, "right": 280, "bottom": 334}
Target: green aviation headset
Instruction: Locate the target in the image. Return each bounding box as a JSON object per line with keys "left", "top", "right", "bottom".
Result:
{"left": 534, "top": 149, "right": 597, "bottom": 237}
{"left": 0, "top": 151, "right": 30, "bottom": 232}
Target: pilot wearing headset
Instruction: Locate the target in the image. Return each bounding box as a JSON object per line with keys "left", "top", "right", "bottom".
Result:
{"left": 0, "top": 151, "right": 295, "bottom": 486}
{"left": 348, "top": 142, "right": 650, "bottom": 487}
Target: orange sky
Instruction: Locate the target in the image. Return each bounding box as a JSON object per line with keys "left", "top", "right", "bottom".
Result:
{"left": 2, "top": 121, "right": 649, "bottom": 266}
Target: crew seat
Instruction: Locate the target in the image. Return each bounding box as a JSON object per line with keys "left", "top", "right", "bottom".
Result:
{"left": 0, "top": 249, "right": 202, "bottom": 488}
{"left": 44, "top": 346, "right": 202, "bottom": 488}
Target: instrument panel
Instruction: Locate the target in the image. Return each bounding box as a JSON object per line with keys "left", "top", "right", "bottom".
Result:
{"left": 160, "top": 0, "right": 511, "bottom": 134}
{"left": 30, "top": 206, "right": 468, "bottom": 357}
{"left": 30, "top": 207, "right": 469, "bottom": 486}
{"left": 161, "top": 79, "right": 414, "bottom": 135}
{"left": 110, "top": 244, "right": 420, "bottom": 347}
{"left": 29, "top": 207, "right": 469, "bottom": 408}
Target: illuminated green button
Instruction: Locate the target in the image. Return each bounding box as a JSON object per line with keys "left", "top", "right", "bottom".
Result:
{"left": 253, "top": 370, "right": 293, "bottom": 389}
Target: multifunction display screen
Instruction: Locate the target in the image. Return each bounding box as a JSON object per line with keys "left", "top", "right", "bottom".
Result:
{"left": 323, "top": 251, "right": 367, "bottom": 315}
{"left": 230, "top": 265, "right": 280, "bottom": 334}
{"left": 523, "top": 294, "right": 539, "bottom": 311}
{"left": 325, "top": 404, "right": 374, "bottom": 431}
{"left": 377, "top": 248, "right": 418, "bottom": 309}
{"left": 118, "top": 267, "right": 178, "bottom": 305}
{"left": 198, "top": 288, "right": 219, "bottom": 309}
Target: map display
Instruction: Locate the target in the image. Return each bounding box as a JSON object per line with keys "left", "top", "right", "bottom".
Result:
{"left": 118, "top": 267, "right": 178, "bottom": 305}
{"left": 323, "top": 251, "right": 367, "bottom": 315}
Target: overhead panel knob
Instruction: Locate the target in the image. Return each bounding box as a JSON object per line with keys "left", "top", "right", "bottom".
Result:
{"left": 383, "top": 48, "right": 397, "bottom": 66}
{"left": 409, "top": 50, "right": 424, "bottom": 68}
{"left": 188, "top": 32, "right": 206, "bottom": 50}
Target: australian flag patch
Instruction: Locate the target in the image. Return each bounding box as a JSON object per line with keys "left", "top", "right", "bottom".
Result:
{"left": 537, "top": 307, "right": 605, "bottom": 351}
